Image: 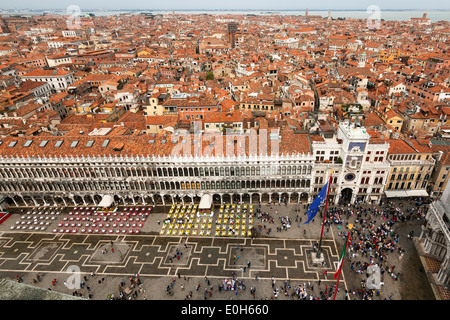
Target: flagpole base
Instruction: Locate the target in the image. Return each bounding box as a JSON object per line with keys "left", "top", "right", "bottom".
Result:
{"left": 311, "top": 254, "right": 325, "bottom": 266}
{"left": 307, "top": 250, "right": 326, "bottom": 267}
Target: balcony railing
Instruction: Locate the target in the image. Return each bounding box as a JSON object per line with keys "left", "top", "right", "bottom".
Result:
{"left": 387, "top": 159, "right": 435, "bottom": 166}
{"left": 428, "top": 201, "right": 450, "bottom": 243}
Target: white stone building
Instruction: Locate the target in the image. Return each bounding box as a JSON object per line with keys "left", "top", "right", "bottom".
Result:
{"left": 311, "top": 121, "right": 390, "bottom": 205}
{"left": 417, "top": 181, "right": 450, "bottom": 299}
{"left": 20, "top": 69, "right": 74, "bottom": 93}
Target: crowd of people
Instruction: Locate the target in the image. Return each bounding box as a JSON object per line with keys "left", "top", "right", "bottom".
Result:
{"left": 7, "top": 195, "right": 429, "bottom": 300}
{"left": 319, "top": 198, "right": 428, "bottom": 300}
{"left": 277, "top": 216, "right": 292, "bottom": 231}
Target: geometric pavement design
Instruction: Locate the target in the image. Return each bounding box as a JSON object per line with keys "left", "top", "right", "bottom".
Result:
{"left": 0, "top": 231, "right": 339, "bottom": 281}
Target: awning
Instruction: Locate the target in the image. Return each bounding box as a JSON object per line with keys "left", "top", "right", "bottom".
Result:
{"left": 384, "top": 191, "right": 409, "bottom": 198}
{"left": 199, "top": 194, "right": 212, "bottom": 209}
{"left": 98, "top": 195, "right": 114, "bottom": 207}
{"left": 406, "top": 190, "right": 429, "bottom": 197}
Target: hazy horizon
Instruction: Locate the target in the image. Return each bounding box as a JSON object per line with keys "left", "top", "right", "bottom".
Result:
{"left": 2, "top": 8, "right": 450, "bottom": 11}
{"left": 1, "top": 0, "right": 449, "bottom": 11}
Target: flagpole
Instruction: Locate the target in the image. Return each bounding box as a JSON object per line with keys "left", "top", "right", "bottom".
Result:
{"left": 333, "top": 225, "right": 352, "bottom": 300}
{"left": 316, "top": 170, "right": 333, "bottom": 259}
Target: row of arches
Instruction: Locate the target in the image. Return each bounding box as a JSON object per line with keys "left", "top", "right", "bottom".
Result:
{"left": 3, "top": 191, "right": 313, "bottom": 208}
{"left": 0, "top": 178, "right": 312, "bottom": 194}
{"left": 0, "top": 164, "right": 314, "bottom": 180}
{"left": 3, "top": 187, "right": 382, "bottom": 208}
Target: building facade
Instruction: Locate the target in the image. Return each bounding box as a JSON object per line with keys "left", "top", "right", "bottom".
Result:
{"left": 311, "top": 121, "right": 390, "bottom": 205}
{"left": 0, "top": 122, "right": 444, "bottom": 209}
{"left": 20, "top": 69, "right": 75, "bottom": 93}
{"left": 384, "top": 138, "right": 435, "bottom": 198}
{"left": 417, "top": 181, "right": 450, "bottom": 299}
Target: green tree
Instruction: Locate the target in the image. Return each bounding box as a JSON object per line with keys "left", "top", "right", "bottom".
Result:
{"left": 206, "top": 71, "right": 214, "bottom": 80}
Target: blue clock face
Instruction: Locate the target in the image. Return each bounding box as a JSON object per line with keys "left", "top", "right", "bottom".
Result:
{"left": 345, "top": 173, "right": 355, "bottom": 181}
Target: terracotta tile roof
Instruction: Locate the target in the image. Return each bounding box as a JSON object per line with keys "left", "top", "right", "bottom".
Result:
{"left": 15, "top": 80, "right": 47, "bottom": 92}
{"left": 145, "top": 115, "right": 178, "bottom": 126}
{"left": 22, "top": 69, "right": 71, "bottom": 77}
{"left": 0, "top": 122, "right": 311, "bottom": 158}
{"left": 204, "top": 111, "right": 244, "bottom": 123}
{"left": 363, "top": 112, "right": 384, "bottom": 127}
{"left": 386, "top": 139, "right": 417, "bottom": 154}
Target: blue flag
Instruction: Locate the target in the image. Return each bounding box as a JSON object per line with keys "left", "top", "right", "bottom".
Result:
{"left": 304, "top": 182, "right": 328, "bottom": 224}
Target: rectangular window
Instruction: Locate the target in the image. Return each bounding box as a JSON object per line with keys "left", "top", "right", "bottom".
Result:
{"left": 24, "top": 140, "right": 33, "bottom": 147}
{"left": 70, "top": 141, "right": 79, "bottom": 148}
{"left": 85, "top": 140, "right": 94, "bottom": 147}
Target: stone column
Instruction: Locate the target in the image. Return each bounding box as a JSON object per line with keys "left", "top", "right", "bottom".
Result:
{"left": 334, "top": 193, "right": 340, "bottom": 205}
{"left": 20, "top": 195, "right": 28, "bottom": 207}
{"left": 150, "top": 195, "right": 155, "bottom": 205}
{"left": 11, "top": 197, "right": 19, "bottom": 207}
{"left": 351, "top": 190, "right": 357, "bottom": 204}
{"left": 436, "top": 256, "right": 450, "bottom": 286}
